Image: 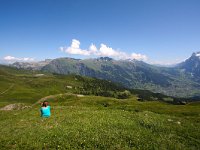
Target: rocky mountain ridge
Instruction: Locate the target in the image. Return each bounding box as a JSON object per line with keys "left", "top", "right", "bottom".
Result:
{"left": 177, "top": 52, "right": 200, "bottom": 79}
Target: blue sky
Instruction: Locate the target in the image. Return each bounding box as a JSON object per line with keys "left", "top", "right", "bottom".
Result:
{"left": 0, "top": 0, "right": 200, "bottom": 64}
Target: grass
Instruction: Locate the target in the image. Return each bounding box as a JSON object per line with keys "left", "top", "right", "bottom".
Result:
{"left": 0, "top": 95, "right": 200, "bottom": 149}
{"left": 0, "top": 67, "right": 81, "bottom": 103}
{"left": 0, "top": 65, "right": 126, "bottom": 104}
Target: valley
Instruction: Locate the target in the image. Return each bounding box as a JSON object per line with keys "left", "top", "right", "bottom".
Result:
{"left": 11, "top": 52, "right": 200, "bottom": 98}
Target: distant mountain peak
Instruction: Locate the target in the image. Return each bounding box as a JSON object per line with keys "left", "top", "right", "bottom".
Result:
{"left": 193, "top": 51, "right": 200, "bottom": 58}
{"left": 97, "top": 57, "right": 113, "bottom": 61}
{"left": 124, "top": 58, "right": 139, "bottom": 62}
{"left": 11, "top": 59, "right": 52, "bottom": 70}
{"left": 177, "top": 51, "right": 200, "bottom": 77}
{"left": 182, "top": 51, "right": 200, "bottom": 62}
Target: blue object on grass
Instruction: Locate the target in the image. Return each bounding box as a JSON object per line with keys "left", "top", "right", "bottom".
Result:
{"left": 41, "top": 106, "right": 51, "bottom": 117}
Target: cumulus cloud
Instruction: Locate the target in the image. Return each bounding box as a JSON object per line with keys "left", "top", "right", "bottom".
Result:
{"left": 99, "top": 44, "right": 119, "bottom": 57}
{"left": 4, "top": 56, "right": 16, "bottom": 61}
{"left": 61, "top": 39, "right": 91, "bottom": 55}
{"left": 3, "top": 55, "right": 34, "bottom": 63}
{"left": 89, "top": 44, "right": 98, "bottom": 53}
{"left": 60, "top": 39, "right": 147, "bottom": 61}
{"left": 130, "top": 53, "right": 147, "bottom": 61}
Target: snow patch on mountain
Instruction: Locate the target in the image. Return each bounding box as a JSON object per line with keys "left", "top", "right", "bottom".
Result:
{"left": 195, "top": 54, "right": 200, "bottom": 57}
{"left": 194, "top": 52, "right": 200, "bottom": 57}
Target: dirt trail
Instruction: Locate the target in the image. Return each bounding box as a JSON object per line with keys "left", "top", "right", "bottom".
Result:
{"left": 0, "top": 84, "right": 14, "bottom": 95}
{"left": 32, "top": 93, "right": 85, "bottom": 106}
{"left": 0, "top": 93, "right": 67, "bottom": 111}
{"left": 32, "top": 93, "right": 64, "bottom": 107}
{"left": 0, "top": 93, "right": 85, "bottom": 110}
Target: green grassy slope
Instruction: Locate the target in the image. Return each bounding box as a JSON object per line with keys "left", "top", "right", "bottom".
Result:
{"left": 0, "top": 65, "right": 128, "bottom": 105}
{"left": 0, "top": 95, "right": 200, "bottom": 149}
{"left": 0, "top": 65, "right": 76, "bottom": 104}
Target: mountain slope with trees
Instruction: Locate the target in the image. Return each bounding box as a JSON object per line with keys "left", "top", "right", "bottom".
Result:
{"left": 10, "top": 52, "right": 200, "bottom": 97}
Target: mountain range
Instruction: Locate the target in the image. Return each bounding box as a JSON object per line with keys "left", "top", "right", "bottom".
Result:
{"left": 11, "top": 52, "right": 200, "bottom": 97}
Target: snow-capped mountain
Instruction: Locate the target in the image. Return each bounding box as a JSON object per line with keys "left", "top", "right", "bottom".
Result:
{"left": 177, "top": 52, "right": 200, "bottom": 78}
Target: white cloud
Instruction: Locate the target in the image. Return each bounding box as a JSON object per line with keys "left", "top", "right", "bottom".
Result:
{"left": 3, "top": 55, "right": 34, "bottom": 63}
{"left": 130, "top": 53, "right": 147, "bottom": 61}
{"left": 60, "top": 39, "right": 148, "bottom": 61}
{"left": 89, "top": 44, "right": 98, "bottom": 53}
{"left": 99, "top": 44, "right": 119, "bottom": 57}
{"left": 148, "top": 59, "right": 181, "bottom": 66}
{"left": 71, "top": 39, "right": 80, "bottom": 49}
{"left": 63, "top": 39, "right": 91, "bottom": 56}
{"left": 4, "top": 56, "right": 16, "bottom": 61}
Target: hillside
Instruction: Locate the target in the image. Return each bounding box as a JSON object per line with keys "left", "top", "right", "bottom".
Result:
{"left": 1, "top": 65, "right": 198, "bottom": 105}
{"left": 0, "top": 65, "right": 200, "bottom": 149}
{"left": 0, "top": 65, "right": 130, "bottom": 105}
{"left": 0, "top": 94, "right": 200, "bottom": 149}
{"left": 11, "top": 54, "right": 200, "bottom": 97}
